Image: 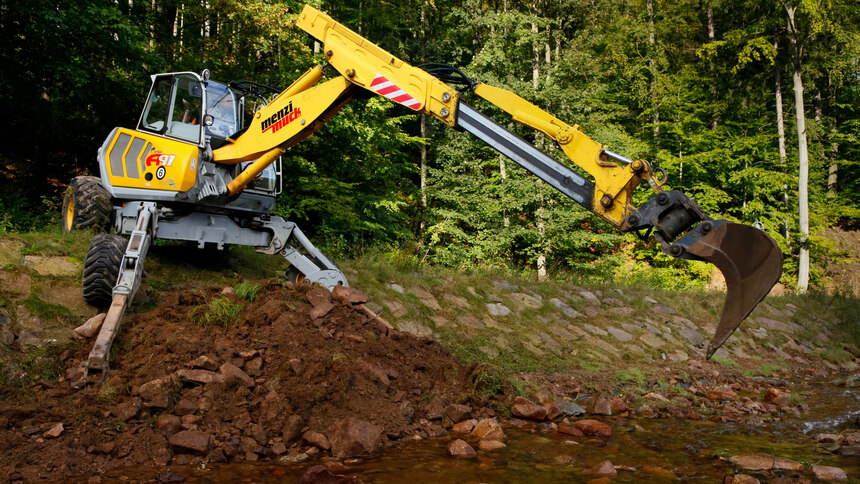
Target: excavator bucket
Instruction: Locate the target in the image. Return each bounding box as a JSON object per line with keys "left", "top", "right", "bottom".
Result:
{"left": 680, "top": 221, "right": 783, "bottom": 358}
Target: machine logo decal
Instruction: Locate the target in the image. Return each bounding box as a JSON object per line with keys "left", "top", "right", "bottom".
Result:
{"left": 145, "top": 152, "right": 177, "bottom": 167}
{"left": 370, "top": 74, "right": 421, "bottom": 110}
{"left": 261, "top": 101, "right": 301, "bottom": 134}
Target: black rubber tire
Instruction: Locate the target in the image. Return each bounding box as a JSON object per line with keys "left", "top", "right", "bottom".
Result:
{"left": 62, "top": 176, "right": 112, "bottom": 233}
{"left": 82, "top": 234, "right": 127, "bottom": 307}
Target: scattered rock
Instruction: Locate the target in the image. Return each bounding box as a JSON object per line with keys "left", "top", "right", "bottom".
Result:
{"left": 707, "top": 388, "right": 737, "bottom": 401}
{"left": 479, "top": 439, "right": 506, "bottom": 451}
{"left": 190, "top": 355, "right": 219, "bottom": 371}
{"left": 729, "top": 453, "right": 802, "bottom": 471}
{"left": 811, "top": 465, "right": 848, "bottom": 481}
{"left": 303, "top": 430, "right": 331, "bottom": 450}
{"left": 169, "top": 430, "right": 210, "bottom": 454}
{"left": 573, "top": 419, "right": 611, "bottom": 437}
{"left": 470, "top": 418, "right": 505, "bottom": 441}
{"left": 557, "top": 399, "right": 586, "bottom": 417}
{"left": 282, "top": 415, "right": 305, "bottom": 443}
{"left": 586, "top": 394, "right": 612, "bottom": 416}
{"left": 327, "top": 417, "right": 383, "bottom": 458}
{"left": 724, "top": 474, "right": 761, "bottom": 484}
{"left": 588, "top": 460, "right": 617, "bottom": 477}
{"left": 445, "top": 404, "right": 472, "bottom": 423}
{"left": 452, "top": 419, "right": 477, "bottom": 433}
{"left": 639, "top": 332, "right": 664, "bottom": 348}
{"left": 111, "top": 398, "right": 142, "bottom": 421}
{"left": 156, "top": 414, "right": 182, "bottom": 434}
{"left": 306, "top": 288, "right": 332, "bottom": 307}
{"left": 219, "top": 363, "right": 254, "bottom": 387}
{"left": 139, "top": 377, "right": 175, "bottom": 402}
{"left": 310, "top": 301, "right": 335, "bottom": 319}
{"left": 43, "top": 422, "right": 64, "bottom": 439}
{"left": 72, "top": 313, "right": 106, "bottom": 339}
{"left": 557, "top": 419, "right": 585, "bottom": 436}
{"left": 446, "top": 439, "right": 476, "bottom": 457}
{"left": 176, "top": 369, "right": 223, "bottom": 385}
{"left": 298, "top": 465, "right": 361, "bottom": 484}
{"left": 509, "top": 293, "right": 542, "bottom": 309}
{"left": 607, "top": 397, "right": 628, "bottom": 413}
{"left": 486, "top": 303, "right": 511, "bottom": 317}
{"left": 764, "top": 388, "right": 791, "bottom": 406}
{"left": 606, "top": 327, "right": 633, "bottom": 342}
{"left": 511, "top": 396, "right": 548, "bottom": 421}
{"left": 653, "top": 304, "right": 676, "bottom": 314}
{"left": 24, "top": 255, "right": 80, "bottom": 276}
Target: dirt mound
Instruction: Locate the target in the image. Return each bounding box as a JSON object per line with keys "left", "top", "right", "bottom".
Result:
{"left": 0, "top": 282, "right": 476, "bottom": 481}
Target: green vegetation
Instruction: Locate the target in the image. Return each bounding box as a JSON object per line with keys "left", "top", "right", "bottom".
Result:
{"left": 0, "top": 0, "right": 856, "bottom": 293}
{"left": 23, "top": 290, "right": 74, "bottom": 323}
{"left": 190, "top": 296, "right": 243, "bottom": 328}
{"left": 820, "top": 348, "right": 855, "bottom": 365}
{"left": 613, "top": 368, "right": 647, "bottom": 387}
{"left": 233, "top": 282, "right": 261, "bottom": 302}
{"left": 711, "top": 356, "right": 742, "bottom": 368}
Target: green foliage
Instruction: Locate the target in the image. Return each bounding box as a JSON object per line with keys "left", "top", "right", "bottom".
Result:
{"left": 1, "top": 0, "right": 858, "bottom": 289}
{"left": 711, "top": 356, "right": 741, "bottom": 368}
{"left": 190, "top": 296, "right": 243, "bottom": 327}
{"left": 471, "top": 366, "right": 504, "bottom": 400}
{"left": 23, "top": 290, "right": 75, "bottom": 322}
{"left": 233, "top": 282, "right": 261, "bottom": 302}
{"left": 613, "top": 368, "right": 647, "bottom": 387}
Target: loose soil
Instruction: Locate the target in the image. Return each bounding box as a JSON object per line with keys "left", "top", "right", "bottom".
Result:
{"left": 0, "top": 279, "right": 855, "bottom": 482}
{"left": 0, "top": 282, "right": 479, "bottom": 482}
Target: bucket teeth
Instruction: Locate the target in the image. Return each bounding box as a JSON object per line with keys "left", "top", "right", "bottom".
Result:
{"left": 682, "top": 222, "right": 783, "bottom": 357}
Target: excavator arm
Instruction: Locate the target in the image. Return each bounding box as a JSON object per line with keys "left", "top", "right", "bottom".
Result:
{"left": 211, "top": 5, "right": 783, "bottom": 357}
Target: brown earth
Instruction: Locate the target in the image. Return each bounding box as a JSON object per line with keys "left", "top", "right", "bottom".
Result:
{"left": 0, "top": 277, "right": 854, "bottom": 482}
{"left": 0, "top": 282, "right": 480, "bottom": 482}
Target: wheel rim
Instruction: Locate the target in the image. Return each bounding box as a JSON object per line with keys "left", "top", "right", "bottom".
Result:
{"left": 64, "top": 196, "right": 75, "bottom": 231}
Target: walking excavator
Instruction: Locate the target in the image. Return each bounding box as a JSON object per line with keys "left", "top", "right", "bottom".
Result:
{"left": 62, "top": 5, "right": 783, "bottom": 385}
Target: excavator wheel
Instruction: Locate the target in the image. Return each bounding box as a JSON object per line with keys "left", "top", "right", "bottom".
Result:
{"left": 62, "top": 176, "right": 112, "bottom": 233}
{"left": 82, "top": 234, "right": 127, "bottom": 307}
{"left": 285, "top": 266, "right": 306, "bottom": 285}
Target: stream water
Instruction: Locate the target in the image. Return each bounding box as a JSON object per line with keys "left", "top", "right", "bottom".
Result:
{"left": 97, "top": 380, "right": 860, "bottom": 483}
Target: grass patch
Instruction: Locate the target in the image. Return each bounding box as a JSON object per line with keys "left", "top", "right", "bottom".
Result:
{"left": 233, "top": 282, "right": 261, "bottom": 302}
{"left": 23, "top": 290, "right": 74, "bottom": 322}
{"left": 613, "top": 367, "right": 646, "bottom": 387}
{"left": 19, "top": 343, "right": 78, "bottom": 384}
{"left": 471, "top": 366, "right": 504, "bottom": 400}
{"left": 711, "top": 355, "right": 741, "bottom": 368}
{"left": 331, "top": 352, "right": 347, "bottom": 362}
{"left": 820, "top": 348, "right": 854, "bottom": 365}
{"left": 190, "top": 296, "right": 242, "bottom": 327}
{"left": 97, "top": 385, "right": 120, "bottom": 404}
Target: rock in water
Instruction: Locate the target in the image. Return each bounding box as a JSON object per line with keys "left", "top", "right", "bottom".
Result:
{"left": 327, "top": 418, "right": 382, "bottom": 458}
{"left": 588, "top": 460, "right": 616, "bottom": 477}
{"left": 298, "top": 465, "right": 362, "bottom": 484}
{"left": 446, "top": 439, "right": 476, "bottom": 457}
{"left": 811, "top": 465, "right": 848, "bottom": 481}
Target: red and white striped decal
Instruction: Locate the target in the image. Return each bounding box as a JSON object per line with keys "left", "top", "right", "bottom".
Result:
{"left": 369, "top": 74, "right": 422, "bottom": 110}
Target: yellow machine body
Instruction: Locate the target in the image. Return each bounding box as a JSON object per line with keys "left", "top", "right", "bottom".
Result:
{"left": 103, "top": 128, "right": 199, "bottom": 193}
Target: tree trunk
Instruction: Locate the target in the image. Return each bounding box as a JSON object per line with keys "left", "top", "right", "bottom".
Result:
{"left": 708, "top": 6, "right": 718, "bottom": 129}
{"left": 785, "top": 4, "right": 810, "bottom": 293}
{"left": 419, "top": 2, "right": 427, "bottom": 232}
{"left": 647, "top": 0, "right": 659, "bottom": 151}
{"left": 774, "top": 37, "right": 790, "bottom": 242}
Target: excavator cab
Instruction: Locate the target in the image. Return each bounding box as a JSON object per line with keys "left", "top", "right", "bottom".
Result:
{"left": 139, "top": 73, "right": 205, "bottom": 145}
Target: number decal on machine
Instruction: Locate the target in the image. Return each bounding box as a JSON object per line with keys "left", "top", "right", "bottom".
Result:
{"left": 145, "top": 152, "right": 176, "bottom": 167}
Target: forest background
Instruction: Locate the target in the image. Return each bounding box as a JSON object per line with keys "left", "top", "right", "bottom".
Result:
{"left": 1, "top": 0, "right": 858, "bottom": 292}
